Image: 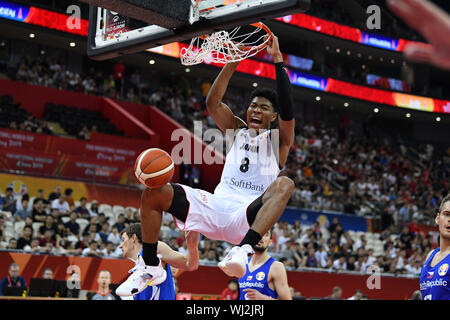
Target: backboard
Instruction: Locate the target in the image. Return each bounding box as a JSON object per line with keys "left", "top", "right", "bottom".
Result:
{"left": 86, "top": 0, "right": 310, "bottom": 60}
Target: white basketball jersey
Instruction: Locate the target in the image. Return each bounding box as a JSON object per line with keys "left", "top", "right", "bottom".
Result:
{"left": 214, "top": 128, "right": 280, "bottom": 203}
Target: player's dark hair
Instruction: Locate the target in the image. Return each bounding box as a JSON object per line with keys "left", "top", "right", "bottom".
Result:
{"left": 438, "top": 194, "right": 450, "bottom": 213}
{"left": 249, "top": 88, "right": 277, "bottom": 112}
{"left": 120, "top": 223, "right": 142, "bottom": 244}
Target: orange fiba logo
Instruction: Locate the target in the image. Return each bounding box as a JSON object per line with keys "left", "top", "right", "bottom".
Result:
{"left": 256, "top": 272, "right": 265, "bottom": 281}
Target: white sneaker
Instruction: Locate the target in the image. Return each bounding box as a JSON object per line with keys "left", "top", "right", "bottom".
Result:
{"left": 115, "top": 256, "right": 167, "bottom": 297}
{"left": 218, "top": 244, "right": 254, "bottom": 278}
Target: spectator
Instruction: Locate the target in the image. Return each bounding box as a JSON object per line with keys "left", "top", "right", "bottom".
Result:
{"left": 82, "top": 240, "right": 102, "bottom": 257}
{"left": 124, "top": 208, "right": 136, "bottom": 224}
{"left": 65, "top": 211, "right": 80, "bottom": 238}
{"left": 0, "top": 187, "right": 16, "bottom": 213}
{"left": 221, "top": 279, "right": 239, "bottom": 300}
{"left": 75, "top": 197, "right": 91, "bottom": 218}
{"left": 51, "top": 194, "right": 70, "bottom": 216}
{"left": 64, "top": 188, "right": 75, "bottom": 210}
{"left": 325, "top": 286, "right": 342, "bottom": 300}
{"left": 333, "top": 255, "right": 348, "bottom": 271}
{"left": 39, "top": 230, "right": 56, "bottom": 248}
{"left": 107, "top": 226, "right": 121, "bottom": 246}
{"left": 96, "top": 213, "right": 108, "bottom": 230}
{"left": 49, "top": 208, "right": 63, "bottom": 224}
{"left": 78, "top": 126, "right": 91, "bottom": 140}
{"left": 75, "top": 232, "right": 90, "bottom": 252}
{"left": 55, "top": 221, "right": 69, "bottom": 248}
{"left": 32, "top": 200, "right": 47, "bottom": 223}
{"left": 98, "top": 222, "right": 111, "bottom": 244}
{"left": 0, "top": 263, "right": 27, "bottom": 296}
{"left": 14, "top": 199, "right": 32, "bottom": 222}
{"left": 405, "top": 260, "right": 421, "bottom": 276}
{"left": 302, "top": 248, "right": 318, "bottom": 268}
{"left": 87, "top": 270, "right": 118, "bottom": 300}
{"left": 42, "top": 268, "right": 53, "bottom": 280}
{"left": 102, "top": 241, "right": 120, "bottom": 258}
{"left": 17, "top": 226, "right": 33, "bottom": 250}
{"left": 86, "top": 223, "right": 102, "bottom": 243}
{"left": 38, "top": 215, "right": 57, "bottom": 239}
{"left": 399, "top": 226, "right": 414, "bottom": 250}
{"left": 90, "top": 200, "right": 100, "bottom": 216}
{"left": 23, "top": 237, "right": 41, "bottom": 253}
{"left": 33, "top": 189, "right": 47, "bottom": 206}
{"left": 328, "top": 217, "right": 340, "bottom": 234}
{"left": 7, "top": 238, "right": 17, "bottom": 250}
{"left": 48, "top": 186, "right": 62, "bottom": 202}
{"left": 200, "top": 249, "right": 219, "bottom": 265}
{"left": 112, "top": 214, "right": 127, "bottom": 233}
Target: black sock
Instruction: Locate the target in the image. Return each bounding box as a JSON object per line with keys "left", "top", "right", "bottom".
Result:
{"left": 239, "top": 229, "right": 262, "bottom": 247}
{"left": 142, "top": 242, "right": 160, "bottom": 266}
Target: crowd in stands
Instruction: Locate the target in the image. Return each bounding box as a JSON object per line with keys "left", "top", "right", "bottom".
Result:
{"left": 0, "top": 186, "right": 139, "bottom": 258}
{"left": 284, "top": 118, "right": 449, "bottom": 227}
{"left": 0, "top": 94, "right": 54, "bottom": 135}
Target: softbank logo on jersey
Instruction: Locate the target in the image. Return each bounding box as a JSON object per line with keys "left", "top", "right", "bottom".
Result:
{"left": 170, "top": 120, "right": 280, "bottom": 168}
{"left": 223, "top": 177, "right": 265, "bottom": 192}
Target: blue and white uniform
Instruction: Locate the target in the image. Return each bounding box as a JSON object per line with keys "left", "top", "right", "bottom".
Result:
{"left": 133, "top": 250, "right": 176, "bottom": 300}
{"left": 419, "top": 247, "right": 450, "bottom": 300}
{"left": 238, "top": 257, "right": 278, "bottom": 300}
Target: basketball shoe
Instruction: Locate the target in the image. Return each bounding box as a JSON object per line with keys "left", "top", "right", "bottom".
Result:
{"left": 218, "top": 244, "right": 254, "bottom": 278}
{"left": 115, "top": 255, "right": 167, "bottom": 296}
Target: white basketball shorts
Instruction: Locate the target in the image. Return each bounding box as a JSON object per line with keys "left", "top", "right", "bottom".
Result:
{"left": 168, "top": 183, "right": 263, "bottom": 245}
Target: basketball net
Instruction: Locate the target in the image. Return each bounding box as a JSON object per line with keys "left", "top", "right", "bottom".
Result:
{"left": 180, "top": 22, "right": 273, "bottom": 66}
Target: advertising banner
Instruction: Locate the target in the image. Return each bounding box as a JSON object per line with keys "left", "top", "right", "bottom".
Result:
{"left": 0, "top": 149, "right": 59, "bottom": 176}
{"left": 58, "top": 155, "right": 132, "bottom": 185}
{"left": 0, "top": 172, "right": 141, "bottom": 207}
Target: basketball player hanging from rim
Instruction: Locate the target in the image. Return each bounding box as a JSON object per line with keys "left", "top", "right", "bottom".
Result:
{"left": 116, "top": 34, "right": 296, "bottom": 296}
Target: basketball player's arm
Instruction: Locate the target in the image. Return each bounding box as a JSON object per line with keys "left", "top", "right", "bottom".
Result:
{"left": 267, "top": 36, "right": 295, "bottom": 168}
{"left": 270, "top": 261, "right": 292, "bottom": 300}
{"left": 205, "top": 62, "right": 246, "bottom": 132}
{"left": 157, "top": 232, "right": 200, "bottom": 271}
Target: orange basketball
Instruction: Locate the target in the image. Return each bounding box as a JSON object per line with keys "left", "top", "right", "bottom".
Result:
{"left": 134, "top": 148, "right": 174, "bottom": 189}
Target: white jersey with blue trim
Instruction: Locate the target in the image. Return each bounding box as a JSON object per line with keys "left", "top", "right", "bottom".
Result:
{"left": 214, "top": 128, "right": 280, "bottom": 203}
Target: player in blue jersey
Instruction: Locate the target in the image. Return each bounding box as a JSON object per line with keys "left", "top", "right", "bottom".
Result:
{"left": 238, "top": 229, "right": 292, "bottom": 300}
{"left": 117, "top": 223, "right": 199, "bottom": 299}
{"left": 420, "top": 194, "right": 450, "bottom": 300}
